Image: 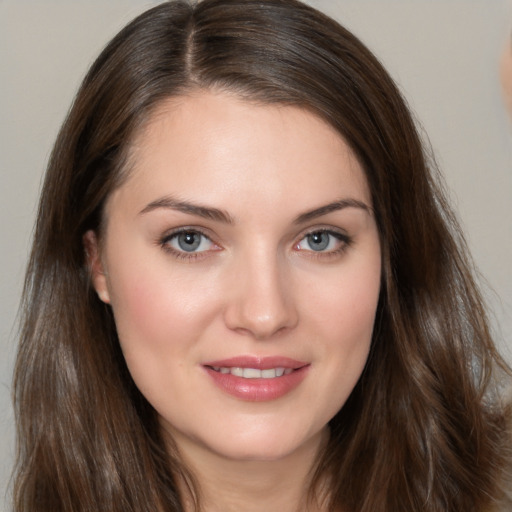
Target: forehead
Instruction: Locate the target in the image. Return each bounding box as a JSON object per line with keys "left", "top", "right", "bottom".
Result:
{"left": 107, "top": 90, "right": 371, "bottom": 220}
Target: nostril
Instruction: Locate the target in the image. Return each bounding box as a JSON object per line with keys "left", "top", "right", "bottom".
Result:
{"left": 222, "top": 258, "right": 299, "bottom": 338}
{"left": 224, "top": 300, "right": 298, "bottom": 339}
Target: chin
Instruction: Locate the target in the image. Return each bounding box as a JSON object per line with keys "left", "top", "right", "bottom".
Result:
{"left": 213, "top": 442, "right": 297, "bottom": 462}
{"left": 195, "top": 422, "right": 328, "bottom": 464}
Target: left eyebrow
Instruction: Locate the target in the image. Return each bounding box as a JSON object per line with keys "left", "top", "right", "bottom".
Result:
{"left": 293, "top": 199, "right": 372, "bottom": 224}
{"left": 138, "top": 196, "right": 234, "bottom": 224}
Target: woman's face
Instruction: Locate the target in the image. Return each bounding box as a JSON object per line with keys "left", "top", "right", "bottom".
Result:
{"left": 88, "top": 91, "right": 381, "bottom": 463}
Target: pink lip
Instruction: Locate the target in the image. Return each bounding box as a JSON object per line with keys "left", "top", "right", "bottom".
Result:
{"left": 202, "top": 356, "right": 310, "bottom": 402}
{"left": 204, "top": 355, "right": 307, "bottom": 370}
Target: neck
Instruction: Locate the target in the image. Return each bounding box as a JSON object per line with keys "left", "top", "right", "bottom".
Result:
{"left": 170, "top": 428, "right": 330, "bottom": 512}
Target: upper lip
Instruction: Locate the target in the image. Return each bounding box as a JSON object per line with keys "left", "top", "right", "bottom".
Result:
{"left": 203, "top": 356, "right": 308, "bottom": 370}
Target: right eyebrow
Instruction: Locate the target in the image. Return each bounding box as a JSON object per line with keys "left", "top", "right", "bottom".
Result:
{"left": 138, "top": 196, "right": 235, "bottom": 224}
{"left": 293, "top": 198, "right": 372, "bottom": 224}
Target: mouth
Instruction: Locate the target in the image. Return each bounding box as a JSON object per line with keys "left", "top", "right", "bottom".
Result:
{"left": 202, "top": 356, "right": 310, "bottom": 401}
{"left": 207, "top": 366, "right": 295, "bottom": 379}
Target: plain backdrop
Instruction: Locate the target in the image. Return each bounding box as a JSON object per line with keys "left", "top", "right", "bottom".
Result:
{"left": 1, "top": 0, "right": 511, "bottom": 509}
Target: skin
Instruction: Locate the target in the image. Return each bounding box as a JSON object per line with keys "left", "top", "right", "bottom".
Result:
{"left": 502, "top": 38, "right": 512, "bottom": 117}
{"left": 86, "top": 91, "right": 381, "bottom": 512}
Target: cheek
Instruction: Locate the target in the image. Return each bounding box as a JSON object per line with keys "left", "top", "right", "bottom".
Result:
{"left": 106, "top": 258, "right": 221, "bottom": 373}
{"left": 296, "top": 257, "right": 380, "bottom": 425}
{"left": 325, "top": 271, "right": 379, "bottom": 368}
{"left": 306, "top": 253, "right": 381, "bottom": 339}
{"left": 303, "top": 250, "right": 381, "bottom": 383}
{"left": 327, "top": 256, "right": 380, "bottom": 355}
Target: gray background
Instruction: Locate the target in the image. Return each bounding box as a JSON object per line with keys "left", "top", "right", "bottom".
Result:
{"left": 1, "top": 1, "right": 511, "bottom": 509}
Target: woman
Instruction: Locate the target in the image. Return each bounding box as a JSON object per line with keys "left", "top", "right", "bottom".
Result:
{"left": 13, "top": 0, "right": 511, "bottom": 511}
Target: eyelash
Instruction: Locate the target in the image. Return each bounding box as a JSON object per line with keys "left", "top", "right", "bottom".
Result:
{"left": 159, "top": 227, "right": 218, "bottom": 262}
{"left": 158, "top": 227, "right": 352, "bottom": 261}
{"left": 294, "top": 228, "right": 352, "bottom": 260}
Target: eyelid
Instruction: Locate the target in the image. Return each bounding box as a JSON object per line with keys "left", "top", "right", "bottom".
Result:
{"left": 156, "top": 224, "right": 352, "bottom": 261}
{"left": 293, "top": 226, "right": 352, "bottom": 255}
{"left": 158, "top": 226, "right": 222, "bottom": 260}
{"left": 160, "top": 226, "right": 212, "bottom": 243}
{"left": 296, "top": 225, "right": 350, "bottom": 243}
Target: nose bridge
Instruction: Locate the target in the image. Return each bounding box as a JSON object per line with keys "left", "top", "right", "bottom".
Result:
{"left": 224, "top": 243, "right": 298, "bottom": 339}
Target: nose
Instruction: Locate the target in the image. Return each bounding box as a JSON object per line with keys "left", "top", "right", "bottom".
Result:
{"left": 223, "top": 251, "right": 298, "bottom": 340}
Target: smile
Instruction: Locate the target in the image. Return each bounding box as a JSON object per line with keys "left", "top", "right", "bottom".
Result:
{"left": 203, "top": 357, "right": 310, "bottom": 401}
{"left": 209, "top": 366, "right": 294, "bottom": 378}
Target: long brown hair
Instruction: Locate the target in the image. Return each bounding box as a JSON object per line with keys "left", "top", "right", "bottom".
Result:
{"left": 13, "top": 1, "right": 511, "bottom": 511}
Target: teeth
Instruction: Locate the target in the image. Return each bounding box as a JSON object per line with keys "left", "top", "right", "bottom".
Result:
{"left": 231, "top": 367, "right": 244, "bottom": 377}
{"left": 243, "top": 368, "right": 262, "bottom": 378}
{"left": 211, "top": 366, "right": 293, "bottom": 378}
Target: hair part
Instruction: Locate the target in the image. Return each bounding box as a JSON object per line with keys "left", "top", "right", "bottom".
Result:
{"left": 13, "top": 1, "right": 511, "bottom": 511}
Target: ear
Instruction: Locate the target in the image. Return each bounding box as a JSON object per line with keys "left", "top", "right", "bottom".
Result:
{"left": 83, "top": 230, "right": 111, "bottom": 304}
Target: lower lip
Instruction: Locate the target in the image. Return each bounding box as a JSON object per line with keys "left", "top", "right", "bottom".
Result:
{"left": 204, "top": 366, "right": 309, "bottom": 402}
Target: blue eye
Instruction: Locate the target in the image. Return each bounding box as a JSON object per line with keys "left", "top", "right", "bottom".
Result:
{"left": 296, "top": 230, "right": 348, "bottom": 253}
{"left": 165, "top": 230, "right": 215, "bottom": 253}
{"left": 305, "top": 232, "right": 330, "bottom": 251}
